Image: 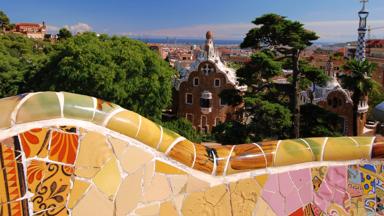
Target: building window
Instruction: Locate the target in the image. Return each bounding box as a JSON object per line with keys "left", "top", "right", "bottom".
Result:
{"left": 186, "top": 113, "right": 193, "bottom": 122}
{"left": 201, "top": 115, "right": 207, "bottom": 126}
{"left": 185, "top": 93, "right": 193, "bottom": 105}
{"left": 214, "top": 79, "right": 221, "bottom": 87}
{"left": 215, "top": 117, "right": 221, "bottom": 126}
{"left": 193, "top": 77, "right": 199, "bottom": 86}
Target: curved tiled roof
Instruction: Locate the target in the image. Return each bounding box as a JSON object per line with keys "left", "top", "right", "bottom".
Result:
{"left": 0, "top": 92, "right": 383, "bottom": 176}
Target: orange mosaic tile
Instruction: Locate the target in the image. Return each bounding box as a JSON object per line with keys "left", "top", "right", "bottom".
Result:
{"left": 19, "top": 128, "right": 51, "bottom": 158}
{"left": 167, "top": 140, "right": 195, "bottom": 167}
{"left": 49, "top": 130, "right": 79, "bottom": 165}
{"left": 227, "top": 144, "right": 267, "bottom": 175}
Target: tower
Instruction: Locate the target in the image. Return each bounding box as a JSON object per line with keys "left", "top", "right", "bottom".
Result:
{"left": 355, "top": 0, "right": 369, "bottom": 61}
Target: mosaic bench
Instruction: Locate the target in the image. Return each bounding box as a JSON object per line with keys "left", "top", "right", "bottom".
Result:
{"left": 0, "top": 92, "right": 383, "bottom": 216}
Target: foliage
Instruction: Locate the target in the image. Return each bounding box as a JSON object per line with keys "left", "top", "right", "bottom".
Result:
{"left": 162, "top": 118, "right": 202, "bottom": 143}
{"left": 300, "top": 104, "right": 343, "bottom": 137}
{"left": 340, "top": 59, "right": 378, "bottom": 135}
{"left": 240, "top": 13, "right": 325, "bottom": 138}
{"left": 25, "top": 33, "right": 175, "bottom": 120}
{"left": 57, "top": 28, "right": 72, "bottom": 40}
{"left": 212, "top": 120, "right": 249, "bottom": 144}
{"left": 0, "top": 11, "right": 10, "bottom": 29}
{"left": 0, "top": 34, "right": 51, "bottom": 97}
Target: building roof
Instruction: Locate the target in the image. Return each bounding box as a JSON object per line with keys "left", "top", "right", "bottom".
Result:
{"left": 373, "top": 102, "right": 384, "bottom": 122}
{"left": 367, "top": 39, "right": 384, "bottom": 48}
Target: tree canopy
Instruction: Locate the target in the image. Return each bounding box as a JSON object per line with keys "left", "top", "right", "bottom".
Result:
{"left": 0, "top": 32, "right": 176, "bottom": 121}
{"left": 240, "top": 13, "right": 325, "bottom": 138}
{"left": 57, "top": 28, "right": 72, "bottom": 40}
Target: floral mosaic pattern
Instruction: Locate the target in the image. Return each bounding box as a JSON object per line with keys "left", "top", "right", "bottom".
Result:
{"left": 0, "top": 92, "right": 384, "bottom": 215}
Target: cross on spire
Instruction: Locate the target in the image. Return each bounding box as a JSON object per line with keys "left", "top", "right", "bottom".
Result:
{"left": 360, "top": 0, "right": 368, "bottom": 10}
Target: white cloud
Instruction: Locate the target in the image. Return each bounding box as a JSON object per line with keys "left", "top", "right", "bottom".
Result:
{"left": 46, "top": 25, "right": 60, "bottom": 32}
{"left": 64, "top": 23, "right": 92, "bottom": 33}
{"left": 128, "top": 20, "right": 384, "bottom": 43}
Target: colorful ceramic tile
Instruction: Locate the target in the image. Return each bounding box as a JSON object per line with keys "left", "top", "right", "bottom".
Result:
{"left": 0, "top": 142, "right": 27, "bottom": 206}
{"left": 49, "top": 130, "right": 79, "bottom": 165}
{"left": 27, "top": 160, "right": 46, "bottom": 194}
{"left": 0, "top": 95, "right": 22, "bottom": 129}
{"left": 67, "top": 179, "right": 90, "bottom": 209}
{"left": 93, "top": 98, "right": 119, "bottom": 125}
{"left": 169, "top": 175, "right": 187, "bottom": 195}
{"left": 155, "top": 160, "right": 186, "bottom": 175}
{"left": 19, "top": 128, "right": 50, "bottom": 158}
{"left": 274, "top": 139, "right": 313, "bottom": 166}
{"left": 106, "top": 110, "right": 140, "bottom": 139}
{"left": 136, "top": 116, "right": 162, "bottom": 149}
{"left": 323, "top": 137, "right": 371, "bottom": 161}
{"left": 258, "top": 140, "right": 278, "bottom": 166}
{"left": 186, "top": 175, "right": 209, "bottom": 193}
{"left": 347, "top": 165, "right": 363, "bottom": 197}
{"left": 360, "top": 164, "right": 377, "bottom": 195}
{"left": 31, "top": 162, "right": 73, "bottom": 215}
{"left": 74, "top": 131, "right": 113, "bottom": 178}
{"left": 364, "top": 194, "right": 376, "bottom": 216}
{"left": 0, "top": 200, "right": 29, "bottom": 216}
{"left": 227, "top": 144, "right": 267, "bottom": 175}
{"left": 92, "top": 157, "right": 121, "bottom": 200}
{"left": 16, "top": 92, "right": 61, "bottom": 124}
{"left": 327, "top": 203, "right": 349, "bottom": 216}
{"left": 192, "top": 144, "right": 215, "bottom": 174}
{"left": 63, "top": 92, "right": 94, "bottom": 121}
{"left": 311, "top": 167, "right": 327, "bottom": 192}
{"left": 229, "top": 178, "right": 262, "bottom": 216}
{"left": 158, "top": 128, "right": 182, "bottom": 153}
{"left": 136, "top": 204, "right": 160, "bottom": 216}
{"left": 350, "top": 197, "right": 365, "bottom": 216}
{"left": 167, "top": 140, "right": 195, "bottom": 167}
{"left": 289, "top": 207, "right": 304, "bottom": 216}
{"left": 253, "top": 196, "right": 277, "bottom": 216}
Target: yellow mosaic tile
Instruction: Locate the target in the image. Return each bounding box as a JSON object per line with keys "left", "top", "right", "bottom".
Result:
{"left": 143, "top": 173, "right": 172, "bottom": 202}
{"left": 109, "top": 137, "right": 129, "bottom": 159}
{"left": 74, "top": 131, "right": 113, "bottom": 178}
{"left": 115, "top": 168, "right": 144, "bottom": 216}
{"left": 255, "top": 174, "right": 269, "bottom": 188}
{"left": 323, "top": 137, "right": 371, "bottom": 161}
{"left": 155, "top": 160, "right": 186, "bottom": 175}
{"left": 160, "top": 202, "right": 178, "bottom": 216}
{"left": 119, "top": 145, "right": 153, "bottom": 173}
{"left": 253, "top": 196, "right": 277, "bottom": 216}
{"left": 72, "top": 186, "right": 113, "bottom": 216}
{"left": 186, "top": 175, "right": 209, "bottom": 193}
{"left": 303, "top": 138, "right": 327, "bottom": 161}
{"left": 274, "top": 139, "right": 314, "bottom": 166}
{"left": 169, "top": 175, "right": 187, "bottom": 195}
{"left": 136, "top": 116, "right": 162, "bottom": 149}
{"left": 230, "top": 178, "right": 262, "bottom": 216}
{"left": 135, "top": 203, "right": 160, "bottom": 216}
{"left": 92, "top": 157, "right": 121, "bottom": 200}
{"left": 106, "top": 110, "right": 140, "bottom": 139}
{"left": 16, "top": 92, "right": 61, "bottom": 124}
{"left": 0, "top": 95, "right": 21, "bottom": 129}
{"left": 157, "top": 128, "right": 182, "bottom": 153}
{"left": 67, "top": 179, "right": 90, "bottom": 209}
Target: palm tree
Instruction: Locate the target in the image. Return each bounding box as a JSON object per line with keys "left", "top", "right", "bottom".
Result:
{"left": 340, "top": 59, "right": 377, "bottom": 136}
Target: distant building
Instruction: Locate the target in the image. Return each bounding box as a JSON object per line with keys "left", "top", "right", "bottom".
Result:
{"left": 12, "top": 22, "right": 46, "bottom": 39}
{"left": 173, "top": 31, "right": 246, "bottom": 132}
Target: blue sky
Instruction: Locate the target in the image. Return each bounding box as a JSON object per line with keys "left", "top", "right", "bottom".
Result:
{"left": 2, "top": 0, "right": 384, "bottom": 42}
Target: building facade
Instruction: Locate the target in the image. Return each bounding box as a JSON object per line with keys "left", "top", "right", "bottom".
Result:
{"left": 173, "top": 31, "right": 246, "bottom": 132}
{"left": 13, "top": 22, "right": 46, "bottom": 39}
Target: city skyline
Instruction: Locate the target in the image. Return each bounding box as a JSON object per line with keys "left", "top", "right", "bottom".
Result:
{"left": 2, "top": 0, "right": 384, "bottom": 42}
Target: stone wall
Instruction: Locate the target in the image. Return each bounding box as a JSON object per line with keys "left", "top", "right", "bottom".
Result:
{"left": 0, "top": 92, "right": 383, "bottom": 216}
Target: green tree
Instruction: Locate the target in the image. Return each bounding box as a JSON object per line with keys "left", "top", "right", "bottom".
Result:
{"left": 300, "top": 104, "right": 343, "bottom": 137}
{"left": 340, "top": 59, "right": 378, "bottom": 135}
{"left": 0, "top": 11, "right": 10, "bottom": 30}
{"left": 212, "top": 120, "right": 249, "bottom": 145}
{"left": 162, "top": 118, "right": 202, "bottom": 143}
{"left": 241, "top": 13, "right": 323, "bottom": 138}
{"left": 57, "top": 28, "right": 72, "bottom": 40}
{"left": 0, "top": 34, "right": 51, "bottom": 97}
{"left": 26, "top": 33, "right": 175, "bottom": 120}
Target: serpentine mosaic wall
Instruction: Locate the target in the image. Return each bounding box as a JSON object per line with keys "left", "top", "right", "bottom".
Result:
{"left": 1, "top": 92, "right": 384, "bottom": 216}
